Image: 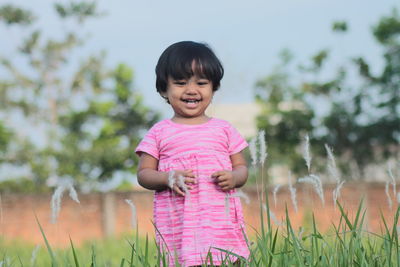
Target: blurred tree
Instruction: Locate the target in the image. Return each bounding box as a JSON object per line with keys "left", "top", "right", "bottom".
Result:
{"left": 53, "top": 63, "right": 158, "bottom": 187}
{"left": 255, "top": 50, "right": 314, "bottom": 175}
{"left": 0, "top": 2, "right": 159, "bottom": 191}
{"left": 256, "top": 10, "right": 400, "bottom": 179}
{"left": 0, "top": 121, "right": 12, "bottom": 160}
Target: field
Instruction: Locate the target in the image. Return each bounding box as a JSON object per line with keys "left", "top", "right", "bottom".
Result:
{"left": 1, "top": 197, "right": 400, "bottom": 266}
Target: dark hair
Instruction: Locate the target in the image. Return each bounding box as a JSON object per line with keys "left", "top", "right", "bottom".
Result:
{"left": 155, "top": 41, "right": 224, "bottom": 94}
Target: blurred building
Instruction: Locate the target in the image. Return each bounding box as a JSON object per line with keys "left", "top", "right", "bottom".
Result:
{"left": 206, "top": 103, "right": 261, "bottom": 139}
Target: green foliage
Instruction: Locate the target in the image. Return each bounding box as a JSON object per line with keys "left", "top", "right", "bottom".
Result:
{"left": 255, "top": 8, "right": 400, "bottom": 177}
{"left": 332, "top": 21, "right": 348, "bottom": 33}
{"left": 2, "top": 201, "right": 400, "bottom": 266}
{"left": 255, "top": 53, "right": 314, "bottom": 174}
{"left": 0, "top": 121, "right": 12, "bottom": 157}
{"left": 54, "top": 63, "right": 159, "bottom": 184}
{"left": 0, "top": 2, "right": 159, "bottom": 191}
{"left": 54, "top": 1, "right": 102, "bottom": 23}
{"left": 0, "top": 4, "right": 35, "bottom": 25}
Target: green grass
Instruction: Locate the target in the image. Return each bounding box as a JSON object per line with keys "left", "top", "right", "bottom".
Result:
{"left": 2, "top": 199, "right": 400, "bottom": 266}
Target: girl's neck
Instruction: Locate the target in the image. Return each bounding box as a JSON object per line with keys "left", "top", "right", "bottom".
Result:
{"left": 170, "top": 115, "right": 211, "bottom": 125}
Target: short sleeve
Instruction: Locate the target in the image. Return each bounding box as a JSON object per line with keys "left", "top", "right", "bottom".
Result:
{"left": 135, "top": 126, "right": 159, "bottom": 160}
{"left": 227, "top": 123, "right": 248, "bottom": 155}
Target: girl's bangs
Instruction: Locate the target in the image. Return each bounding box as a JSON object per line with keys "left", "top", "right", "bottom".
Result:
{"left": 169, "top": 58, "right": 210, "bottom": 80}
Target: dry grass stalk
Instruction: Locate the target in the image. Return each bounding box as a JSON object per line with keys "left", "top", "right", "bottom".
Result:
{"left": 302, "top": 134, "right": 312, "bottom": 173}
{"left": 167, "top": 170, "right": 175, "bottom": 189}
{"left": 30, "top": 244, "right": 41, "bottom": 266}
{"left": 263, "top": 204, "right": 282, "bottom": 226}
{"left": 325, "top": 143, "right": 344, "bottom": 209}
{"left": 249, "top": 135, "right": 260, "bottom": 203}
{"left": 231, "top": 189, "right": 250, "bottom": 204}
{"left": 249, "top": 137, "right": 258, "bottom": 167}
{"left": 288, "top": 171, "right": 298, "bottom": 213}
{"left": 298, "top": 174, "right": 324, "bottom": 206}
{"left": 333, "top": 180, "right": 345, "bottom": 209}
{"left": 273, "top": 184, "right": 282, "bottom": 208}
{"left": 258, "top": 130, "right": 267, "bottom": 165}
{"left": 386, "top": 181, "right": 393, "bottom": 209}
{"left": 325, "top": 144, "right": 340, "bottom": 183}
{"left": 50, "top": 180, "right": 80, "bottom": 224}
{"left": 258, "top": 130, "right": 267, "bottom": 204}
{"left": 387, "top": 163, "right": 397, "bottom": 198}
{"left": 125, "top": 199, "right": 137, "bottom": 228}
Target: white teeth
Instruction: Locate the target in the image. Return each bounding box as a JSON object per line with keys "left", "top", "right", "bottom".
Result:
{"left": 183, "top": 99, "right": 200, "bottom": 103}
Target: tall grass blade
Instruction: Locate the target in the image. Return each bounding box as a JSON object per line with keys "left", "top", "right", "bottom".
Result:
{"left": 69, "top": 236, "right": 80, "bottom": 267}
{"left": 90, "top": 246, "right": 97, "bottom": 267}
{"left": 34, "top": 215, "right": 57, "bottom": 267}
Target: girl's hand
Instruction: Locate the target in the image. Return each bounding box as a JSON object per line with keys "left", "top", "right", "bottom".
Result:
{"left": 211, "top": 170, "right": 236, "bottom": 192}
{"left": 167, "top": 169, "right": 196, "bottom": 196}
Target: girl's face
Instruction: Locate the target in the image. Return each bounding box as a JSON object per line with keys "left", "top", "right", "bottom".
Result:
{"left": 163, "top": 75, "right": 214, "bottom": 123}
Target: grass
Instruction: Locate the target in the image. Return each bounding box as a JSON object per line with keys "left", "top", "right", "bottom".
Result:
{"left": 1, "top": 196, "right": 400, "bottom": 266}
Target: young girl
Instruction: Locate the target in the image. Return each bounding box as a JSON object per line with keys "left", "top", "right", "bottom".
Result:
{"left": 135, "top": 41, "right": 249, "bottom": 266}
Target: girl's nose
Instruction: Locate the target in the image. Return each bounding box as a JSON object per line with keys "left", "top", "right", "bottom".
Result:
{"left": 185, "top": 82, "right": 197, "bottom": 93}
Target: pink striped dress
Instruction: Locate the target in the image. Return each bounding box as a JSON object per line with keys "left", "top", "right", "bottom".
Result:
{"left": 135, "top": 118, "right": 249, "bottom": 266}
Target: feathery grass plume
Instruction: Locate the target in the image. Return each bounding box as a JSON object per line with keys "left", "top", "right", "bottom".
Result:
{"left": 273, "top": 184, "right": 282, "bottom": 208}
{"left": 68, "top": 183, "right": 80, "bottom": 203}
{"left": 298, "top": 227, "right": 304, "bottom": 240}
{"left": 302, "top": 134, "right": 312, "bottom": 173}
{"left": 325, "top": 144, "right": 340, "bottom": 183}
{"left": 386, "top": 181, "right": 393, "bottom": 209}
{"left": 167, "top": 170, "right": 175, "bottom": 189}
{"left": 50, "top": 180, "right": 80, "bottom": 224}
{"left": 333, "top": 180, "right": 345, "bottom": 209}
{"left": 325, "top": 144, "right": 344, "bottom": 209}
{"left": 258, "top": 130, "right": 267, "bottom": 165}
{"left": 388, "top": 163, "right": 396, "bottom": 198}
{"left": 258, "top": 130, "right": 268, "bottom": 203}
{"left": 231, "top": 189, "right": 250, "bottom": 204}
{"left": 298, "top": 174, "right": 324, "bottom": 205}
{"left": 177, "top": 175, "right": 191, "bottom": 202}
{"left": 177, "top": 175, "right": 189, "bottom": 195}
{"left": 250, "top": 135, "right": 261, "bottom": 203}
{"left": 249, "top": 137, "right": 258, "bottom": 167}
{"left": 288, "top": 171, "right": 298, "bottom": 213}
{"left": 125, "top": 199, "right": 137, "bottom": 228}
{"left": 262, "top": 205, "right": 282, "bottom": 226}
{"left": 51, "top": 184, "right": 66, "bottom": 224}
{"left": 30, "top": 244, "right": 41, "bottom": 266}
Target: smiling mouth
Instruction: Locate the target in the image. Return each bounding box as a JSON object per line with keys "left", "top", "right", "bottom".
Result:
{"left": 182, "top": 99, "right": 201, "bottom": 103}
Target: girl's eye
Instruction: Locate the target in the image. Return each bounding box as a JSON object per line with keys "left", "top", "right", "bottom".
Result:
{"left": 198, "top": 81, "right": 210, "bottom": 86}
{"left": 173, "top": 81, "right": 186, "bottom": 85}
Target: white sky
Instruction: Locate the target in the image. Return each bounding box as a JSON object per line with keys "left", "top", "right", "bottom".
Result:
{"left": 2, "top": 0, "right": 399, "bottom": 118}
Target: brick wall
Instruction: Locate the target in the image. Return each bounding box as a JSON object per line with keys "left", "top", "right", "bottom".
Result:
{"left": 0, "top": 182, "right": 396, "bottom": 247}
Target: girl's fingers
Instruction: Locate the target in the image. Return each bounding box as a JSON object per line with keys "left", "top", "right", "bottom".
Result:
{"left": 218, "top": 181, "right": 229, "bottom": 187}
{"left": 185, "top": 171, "right": 195, "bottom": 178}
{"left": 211, "top": 171, "right": 223, "bottom": 178}
{"left": 185, "top": 178, "right": 197, "bottom": 184}
{"left": 173, "top": 186, "right": 185, "bottom": 196}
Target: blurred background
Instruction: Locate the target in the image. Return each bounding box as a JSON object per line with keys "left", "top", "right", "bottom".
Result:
{"left": 0, "top": 0, "right": 399, "bottom": 249}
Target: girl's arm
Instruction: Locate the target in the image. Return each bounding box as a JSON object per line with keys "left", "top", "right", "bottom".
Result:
{"left": 231, "top": 151, "right": 248, "bottom": 188}
{"left": 137, "top": 152, "right": 195, "bottom": 195}
{"left": 137, "top": 153, "right": 168, "bottom": 191}
{"left": 211, "top": 151, "right": 248, "bottom": 191}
